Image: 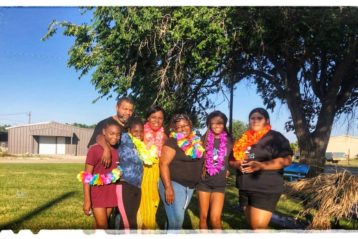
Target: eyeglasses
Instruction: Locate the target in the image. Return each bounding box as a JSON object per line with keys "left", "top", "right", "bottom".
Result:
{"left": 175, "top": 124, "right": 190, "bottom": 131}
{"left": 250, "top": 116, "right": 264, "bottom": 121}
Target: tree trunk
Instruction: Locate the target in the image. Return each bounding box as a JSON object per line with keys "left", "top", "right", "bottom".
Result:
{"left": 284, "top": 63, "right": 336, "bottom": 177}
{"left": 293, "top": 105, "right": 335, "bottom": 176}
{"left": 298, "top": 136, "right": 328, "bottom": 177}
{"left": 297, "top": 104, "right": 338, "bottom": 177}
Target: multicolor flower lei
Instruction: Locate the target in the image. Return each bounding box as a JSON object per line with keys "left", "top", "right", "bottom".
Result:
{"left": 233, "top": 125, "right": 271, "bottom": 161}
{"left": 205, "top": 130, "right": 227, "bottom": 176}
{"left": 77, "top": 167, "right": 122, "bottom": 186}
{"left": 144, "top": 123, "right": 165, "bottom": 158}
{"left": 170, "top": 131, "right": 205, "bottom": 159}
{"left": 129, "top": 133, "right": 157, "bottom": 166}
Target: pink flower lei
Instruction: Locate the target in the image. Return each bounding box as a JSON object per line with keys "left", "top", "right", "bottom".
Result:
{"left": 144, "top": 122, "right": 165, "bottom": 158}
{"left": 205, "top": 130, "right": 227, "bottom": 176}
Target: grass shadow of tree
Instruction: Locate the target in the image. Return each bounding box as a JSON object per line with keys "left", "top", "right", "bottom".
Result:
{"left": 0, "top": 191, "right": 76, "bottom": 233}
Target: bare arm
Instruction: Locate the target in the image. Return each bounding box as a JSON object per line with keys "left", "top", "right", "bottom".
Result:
{"left": 96, "top": 134, "right": 112, "bottom": 168}
{"left": 241, "top": 155, "right": 292, "bottom": 173}
{"left": 229, "top": 151, "right": 247, "bottom": 169}
{"left": 159, "top": 145, "right": 176, "bottom": 204}
{"left": 83, "top": 163, "right": 94, "bottom": 216}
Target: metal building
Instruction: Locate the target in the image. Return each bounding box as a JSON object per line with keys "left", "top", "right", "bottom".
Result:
{"left": 326, "top": 135, "right": 358, "bottom": 159}
{"left": 6, "top": 122, "right": 94, "bottom": 156}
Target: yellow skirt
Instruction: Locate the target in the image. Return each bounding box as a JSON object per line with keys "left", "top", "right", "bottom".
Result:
{"left": 137, "top": 162, "right": 160, "bottom": 229}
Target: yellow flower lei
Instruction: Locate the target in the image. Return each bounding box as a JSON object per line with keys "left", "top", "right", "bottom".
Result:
{"left": 129, "top": 133, "right": 158, "bottom": 165}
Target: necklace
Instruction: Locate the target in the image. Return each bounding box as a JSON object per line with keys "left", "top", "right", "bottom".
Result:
{"left": 170, "top": 131, "right": 205, "bottom": 159}
{"left": 144, "top": 122, "right": 164, "bottom": 159}
{"left": 129, "top": 133, "right": 157, "bottom": 165}
{"left": 205, "top": 130, "right": 227, "bottom": 176}
{"left": 233, "top": 125, "right": 271, "bottom": 161}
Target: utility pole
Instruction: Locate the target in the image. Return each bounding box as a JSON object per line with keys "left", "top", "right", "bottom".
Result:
{"left": 229, "top": 76, "right": 234, "bottom": 136}
{"left": 28, "top": 111, "right": 31, "bottom": 124}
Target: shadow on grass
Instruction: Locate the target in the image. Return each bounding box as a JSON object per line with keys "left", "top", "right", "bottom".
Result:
{"left": 0, "top": 191, "right": 76, "bottom": 232}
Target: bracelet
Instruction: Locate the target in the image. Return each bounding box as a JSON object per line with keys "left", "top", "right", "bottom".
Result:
{"left": 77, "top": 167, "right": 122, "bottom": 186}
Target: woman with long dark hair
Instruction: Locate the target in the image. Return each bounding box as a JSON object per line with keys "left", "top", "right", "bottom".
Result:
{"left": 196, "top": 111, "right": 233, "bottom": 229}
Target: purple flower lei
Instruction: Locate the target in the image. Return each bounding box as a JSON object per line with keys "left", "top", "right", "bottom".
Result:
{"left": 205, "top": 130, "right": 227, "bottom": 176}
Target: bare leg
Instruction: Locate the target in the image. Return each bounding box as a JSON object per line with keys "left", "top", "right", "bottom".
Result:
{"left": 247, "top": 206, "right": 272, "bottom": 229}
{"left": 93, "top": 208, "right": 110, "bottom": 229}
{"left": 209, "top": 192, "right": 225, "bottom": 230}
{"left": 106, "top": 208, "right": 113, "bottom": 218}
{"left": 197, "top": 191, "right": 211, "bottom": 229}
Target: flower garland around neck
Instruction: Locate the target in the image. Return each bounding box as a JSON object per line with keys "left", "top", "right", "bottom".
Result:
{"left": 233, "top": 124, "right": 272, "bottom": 161}
{"left": 170, "top": 131, "right": 205, "bottom": 159}
{"left": 205, "top": 130, "right": 228, "bottom": 176}
{"left": 128, "top": 133, "right": 157, "bottom": 166}
{"left": 77, "top": 167, "right": 123, "bottom": 186}
{"left": 144, "top": 122, "right": 164, "bottom": 158}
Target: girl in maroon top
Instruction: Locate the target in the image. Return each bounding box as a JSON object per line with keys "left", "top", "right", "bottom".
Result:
{"left": 83, "top": 122, "right": 121, "bottom": 229}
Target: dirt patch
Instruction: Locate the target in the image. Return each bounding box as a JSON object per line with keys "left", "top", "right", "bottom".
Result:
{"left": 0, "top": 155, "right": 85, "bottom": 164}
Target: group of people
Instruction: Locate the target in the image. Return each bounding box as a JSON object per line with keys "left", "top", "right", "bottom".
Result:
{"left": 79, "top": 97, "right": 293, "bottom": 230}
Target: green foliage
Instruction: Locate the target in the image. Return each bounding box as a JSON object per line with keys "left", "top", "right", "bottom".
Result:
{"left": 71, "top": 122, "right": 96, "bottom": 128}
{"left": 232, "top": 120, "right": 249, "bottom": 141}
{"left": 0, "top": 124, "right": 11, "bottom": 132}
{"left": 290, "top": 142, "right": 299, "bottom": 154}
{"left": 43, "top": 7, "right": 236, "bottom": 126}
{"left": 43, "top": 7, "right": 358, "bottom": 169}
{"left": 239, "top": 7, "right": 358, "bottom": 133}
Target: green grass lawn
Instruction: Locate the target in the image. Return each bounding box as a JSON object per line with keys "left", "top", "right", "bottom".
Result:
{"left": 325, "top": 159, "right": 358, "bottom": 168}
{"left": 0, "top": 163, "right": 356, "bottom": 232}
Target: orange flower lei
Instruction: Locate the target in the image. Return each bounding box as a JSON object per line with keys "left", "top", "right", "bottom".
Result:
{"left": 233, "top": 125, "right": 272, "bottom": 161}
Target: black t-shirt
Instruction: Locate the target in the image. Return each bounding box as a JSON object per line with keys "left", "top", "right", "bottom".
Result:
{"left": 165, "top": 137, "right": 204, "bottom": 189}
{"left": 87, "top": 116, "right": 127, "bottom": 149}
{"left": 200, "top": 137, "right": 233, "bottom": 188}
{"left": 236, "top": 130, "right": 293, "bottom": 193}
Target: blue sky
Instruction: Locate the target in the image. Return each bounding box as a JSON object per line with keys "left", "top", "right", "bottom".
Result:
{"left": 0, "top": 7, "right": 356, "bottom": 142}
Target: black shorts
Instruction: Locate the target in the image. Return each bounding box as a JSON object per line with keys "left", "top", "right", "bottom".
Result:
{"left": 239, "top": 190, "right": 281, "bottom": 213}
{"left": 196, "top": 181, "right": 226, "bottom": 193}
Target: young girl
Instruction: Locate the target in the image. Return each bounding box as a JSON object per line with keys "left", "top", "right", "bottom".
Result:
{"left": 196, "top": 111, "right": 233, "bottom": 230}
{"left": 115, "top": 117, "right": 157, "bottom": 230}
{"left": 80, "top": 122, "right": 121, "bottom": 229}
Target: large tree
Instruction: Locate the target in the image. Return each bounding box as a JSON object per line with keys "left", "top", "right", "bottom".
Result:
{"left": 43, "top": 7, "right": 234, "bottom": 125}
{"left": 44, "top": 7, "right": 358, "bottom": 175}
{"left": 240, "top": 8, "right": 358, "bottom": 175}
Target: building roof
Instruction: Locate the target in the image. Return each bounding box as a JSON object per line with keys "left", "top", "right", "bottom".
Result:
{"left": 330, "top": 135, "right": 358, "bottom": 140}
{"left": 6, "top": 122, "right": 52, "bottom": 129}
{"left": 6, "top": 121, "right": 93, "bottom": 132}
